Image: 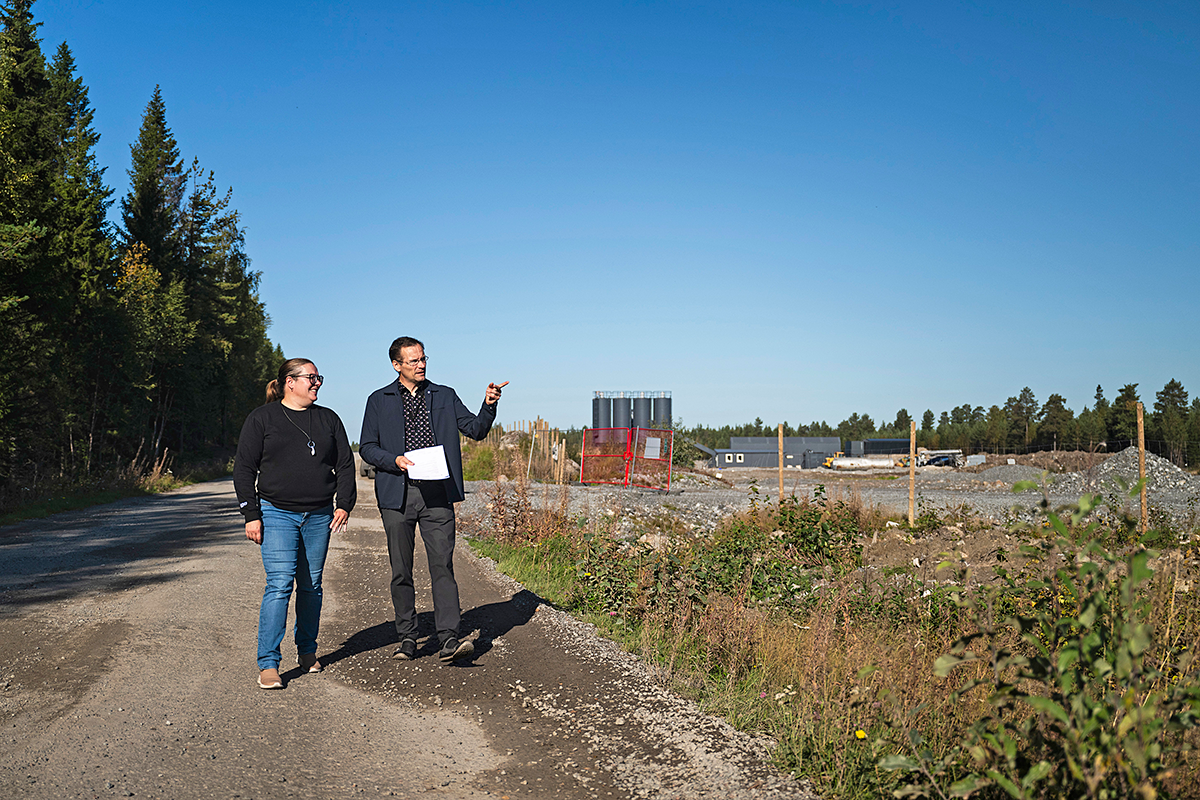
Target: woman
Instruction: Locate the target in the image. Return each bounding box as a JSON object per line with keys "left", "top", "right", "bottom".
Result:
{"left": 234, "top": 358, "right": 356, "bottom": 689}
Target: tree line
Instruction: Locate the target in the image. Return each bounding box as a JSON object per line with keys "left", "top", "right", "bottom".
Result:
{"left": 0, "top": 0, "right": 278, "bottom": 497}
{"left": 682, "top": 380, "right": 1200, "bottom": 467}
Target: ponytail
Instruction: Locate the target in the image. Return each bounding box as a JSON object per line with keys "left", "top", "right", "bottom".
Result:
{"left": 264, "top": 357, "right": 315, "bottom": 405}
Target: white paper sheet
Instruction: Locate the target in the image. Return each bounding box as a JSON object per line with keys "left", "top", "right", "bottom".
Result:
{"left": 644, "top": 437, "right": 661, "bottom": 460}
{"left": 404, "top": 445, "right": 450, "bottom": 480}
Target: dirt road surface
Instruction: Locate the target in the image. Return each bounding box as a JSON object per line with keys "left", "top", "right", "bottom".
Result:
{"left": 0, "top": 477, "right": 809, "bottom": 800}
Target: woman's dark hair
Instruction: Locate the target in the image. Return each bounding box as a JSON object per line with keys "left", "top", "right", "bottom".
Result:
{"left": 265, "top": 358, "right": 314, "bottom": 404}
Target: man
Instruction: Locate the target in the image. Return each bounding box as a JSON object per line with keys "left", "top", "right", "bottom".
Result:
{"left": 360, "top": 337, "right": 506, "bottom": 663}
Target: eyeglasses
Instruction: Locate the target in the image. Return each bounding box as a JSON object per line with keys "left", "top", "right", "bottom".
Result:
{"left": 290, "top": 373, "right": 324, "bottom": 384}
{"left": 399, "top": 357, "right": 429, "bottom": 367}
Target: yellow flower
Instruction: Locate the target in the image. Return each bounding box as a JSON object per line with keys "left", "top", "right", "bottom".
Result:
{"left": 855, "top": 730, "right": 867, "bottom": 739}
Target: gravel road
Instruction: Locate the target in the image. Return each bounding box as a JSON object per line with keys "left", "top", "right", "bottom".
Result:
{"left": 0, "top": 481, "right": 500, "bottom": 799}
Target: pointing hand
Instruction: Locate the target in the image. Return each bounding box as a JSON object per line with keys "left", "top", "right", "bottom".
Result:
{"left": 485, "top": 381, "right": 508, "bottom": 405}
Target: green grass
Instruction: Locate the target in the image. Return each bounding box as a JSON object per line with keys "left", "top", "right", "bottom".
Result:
{"left": 469, "top": 534, "right": 578, "bottom": 603}
{"left": 463, "top": 444, "right": 497, "bottom": 481}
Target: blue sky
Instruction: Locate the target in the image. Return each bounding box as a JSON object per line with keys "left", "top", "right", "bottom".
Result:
{"left": 37, "top": 0, "right": 1200, "bottom": 434}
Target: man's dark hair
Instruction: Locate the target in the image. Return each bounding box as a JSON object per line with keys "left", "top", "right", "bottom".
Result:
{"left": 389, "top": 336, "right": 425, "bottom": 362}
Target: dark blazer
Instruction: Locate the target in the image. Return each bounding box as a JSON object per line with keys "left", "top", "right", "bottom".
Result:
{"left": 359, "top": 379, "right": 496, "bottom": 509}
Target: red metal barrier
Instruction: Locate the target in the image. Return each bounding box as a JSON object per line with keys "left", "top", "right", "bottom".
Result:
{"left": 580, "top": 428, "right": 673, "bottom": 491}
{"left": 630, "top": 428, "right": 673, "bottom": 491}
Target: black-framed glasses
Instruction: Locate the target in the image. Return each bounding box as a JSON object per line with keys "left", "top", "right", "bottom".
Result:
{"left": 400, "top": 357, "right": 429, "bottom": 367}
{"left": 291, "top": 373, "right": 324, "bottom": 384}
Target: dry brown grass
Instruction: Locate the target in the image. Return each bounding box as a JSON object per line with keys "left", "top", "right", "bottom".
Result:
{"left": 484, "top": 468, "right": 572, "bottom": 545}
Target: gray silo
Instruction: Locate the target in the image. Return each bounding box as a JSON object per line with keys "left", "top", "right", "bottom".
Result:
{"left": 652, "top": 392, "right": 672, "bottom": 428}
{"left": 632, "top": 393, "right": 651, "bottom": 430}
{"left": 612, "top": 393, "right": 632, "bottom": 429}
{"left": 592, "top": 393, "right": 612, "bottom": 428}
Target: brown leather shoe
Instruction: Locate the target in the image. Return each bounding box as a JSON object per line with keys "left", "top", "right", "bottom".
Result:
{"left": 257, "top": 668, "right": 283, "bottom": 689}
{"left": 298, "top": 653, "right": 323, "bottom": 673}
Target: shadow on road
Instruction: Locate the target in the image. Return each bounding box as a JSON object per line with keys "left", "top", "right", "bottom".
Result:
{"left": 322, "top": 589, "right": 542, "bottom": 665}
{"left": 462, "top": 589, "right": 541, "bottom": 658}
{"left": 0, "top": 481, "right": 244, "bottom": 610}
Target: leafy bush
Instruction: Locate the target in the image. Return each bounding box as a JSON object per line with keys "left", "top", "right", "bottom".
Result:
{"left": 879, "top": 490, "right": 1200, "bottom": 799}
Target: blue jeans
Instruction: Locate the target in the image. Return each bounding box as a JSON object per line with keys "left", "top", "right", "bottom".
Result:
{"left": 257, "top": 500, "right": 332, "bottom": 670}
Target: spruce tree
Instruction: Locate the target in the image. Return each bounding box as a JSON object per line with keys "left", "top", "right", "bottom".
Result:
{"left": 0, "top": 0, "right": 58, "bottom": 309}
{"left": 47, "top": 41, "right": 112, "bottom": 302}
{"left": 1187, "top": 399, "right": 1200, "bottom": 467}
{"left": 120, "top": 85, "right": 184, "bottom": 279}
{"left": 0, "top": 0, "right": 60, "bottom": 478}
{"left": 43, "top": 42, "right": 116, "bottom": 470}
{"left": 0, "top": 0, "right": 52, "bottom": 226}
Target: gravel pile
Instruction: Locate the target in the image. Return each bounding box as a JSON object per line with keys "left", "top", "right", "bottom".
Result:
{"left": 974, "top": 464, "right": 1046, "bottom": 484}
{"left": 1043, "top": 446, "right": 1200, "bottom": 522}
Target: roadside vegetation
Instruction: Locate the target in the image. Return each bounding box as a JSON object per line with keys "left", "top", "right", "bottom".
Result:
{"left": 0, "top": 456, "right": 234, "bottom": 526}
{"left": 465, "top": 454, "right": 1200, "bottom": 799}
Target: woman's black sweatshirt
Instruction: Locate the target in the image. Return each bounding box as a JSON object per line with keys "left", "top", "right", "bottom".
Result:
{"left": 233, "top": 402, "right": 357, "bottom": 522}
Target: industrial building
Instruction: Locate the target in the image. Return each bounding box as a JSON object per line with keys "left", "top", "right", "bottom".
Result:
{"left": 846, "top": 438, "right": 912, "bottom": 456}
{"left": 714, "top": 436, "right": 842, "bottom": 469}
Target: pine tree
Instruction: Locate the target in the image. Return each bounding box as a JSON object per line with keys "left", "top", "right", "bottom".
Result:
{"left": 1038, "top": 394, "right": 1073, "bottom": 451}
{"left": 1153, "top": 379, "right": 1188, "bottom": 466}
{"left": 1108, "top": 384, "right": 1141, "bottom": 445}
{"left": 1093, "top": 385, "right": 1109, "bottom": 433}
{"left": 984, "top": 405, "right": 1009, "bottom": 452}
{"left": 120, "top": 85, "right": 184, "bottom": 279}
{"left": 1004, "top": 387, "right": 1038, "bottom": 450}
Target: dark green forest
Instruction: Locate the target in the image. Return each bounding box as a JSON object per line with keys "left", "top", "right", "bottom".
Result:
{"left": 682, "top": 380, "right": 1200, "bottom": 467}
{"left": 0, "top": 0, "right": 278, "bottom": 508}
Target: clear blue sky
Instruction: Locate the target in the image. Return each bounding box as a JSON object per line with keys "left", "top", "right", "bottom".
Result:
{"left": 37, "top": 0, "right": 1200, "bottom": 434}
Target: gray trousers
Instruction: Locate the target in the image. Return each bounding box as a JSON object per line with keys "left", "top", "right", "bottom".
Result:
{"left": 381, "top": 480, "right": 461, "bottom": 644}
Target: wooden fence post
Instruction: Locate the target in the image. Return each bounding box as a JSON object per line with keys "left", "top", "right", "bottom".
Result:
{"left": 1138, "top": 402, "right": 1147, "bottom": 534}
{"left": 908, "top": 420, "right": 916, "bottom": 527}
{"left": 777, "top": 424, "right": 784, "bottom": 501}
